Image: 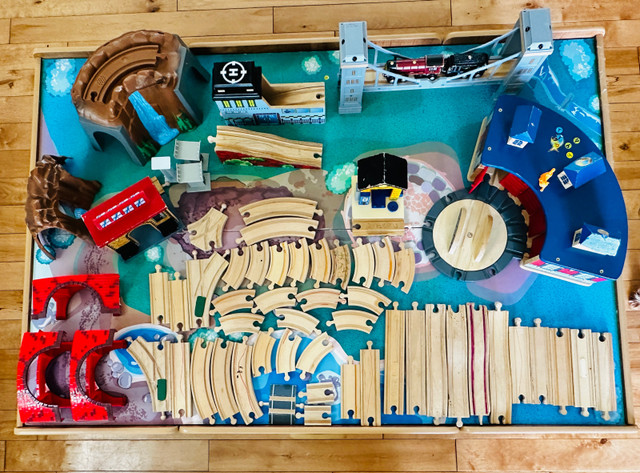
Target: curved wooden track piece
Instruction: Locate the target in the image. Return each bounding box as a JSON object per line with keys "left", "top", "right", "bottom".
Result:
{"left": 231, "top": 341, "right": 263, "bottom": 424}
{"left": 275, "top": 308, "right": 320, "bottom": 335}
{"left": 287, "top": 238, "right": 310, "bottom": 286}
{"left": 265, "top": 242, "right": 290, "bottom": 289}
{"left": 216, "top": 313, "right": 264, "bottom": 335}
{"left": 211, "top": 289, "right": 255, "bottom": 317}
{"left": 330, "top": 240, "right": 352, "bottom": 290}
{"left": 237, "top": 217, "right": 318, "bottom": 245}
{"left": 276, "top": 328, "right": 302, "bottom": 381}
{"left": 309, "top": 238, "right": 332, "bottom": 287}
{"left": 186, "top": 252, "right": 228, "bottom": 328}
{"left": 211, "top": 339, "right": 239, "bottom": 424}
{"left": 341, "top": 356, "right": 359, "bottom": 420}
{"left": 296, "top": 332, "right": 333, "bottom": 379}
{"left": 352, "top": 238, "right": 374, "bottom": 288}
{"left": 221, "top": 247, "right": 250, "bottom": 291}
{"left": 188, "top": 205, "right": 228, "bottom": 251}
{"left": 326, "top": 310, "right": 378, "bottom": 333}
{"left": 343, "top": 286, "right": 391, "bottom": 315}
{"left": 190, "top": 338, "right": 218, "bottom": 421}
{"left": 245, "top": 243, "right": 270, "bottom": 289}
{"left": 296, "top": 288, "right": 343, "bottom": 311}
{"left": 372, "top": 236, "right": 396, "bottom": 286}
{"left": 239, "top": 197, "right": 321, "bottom": 225}
{"left": 127, "top": 338, "right": 168, "bottom": 415}
{"left": 251, "top": 328, "right": 276, "bottom": 376}
{"left": 391, "top": 242, "right": 415, "bottom": 294}
{"left": 252, "top": 287, "right": 297, "bottom": 314}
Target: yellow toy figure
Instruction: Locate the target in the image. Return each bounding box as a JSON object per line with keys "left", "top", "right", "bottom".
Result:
{"left": 539, "top": 168, "right": 556, "bottom": 192}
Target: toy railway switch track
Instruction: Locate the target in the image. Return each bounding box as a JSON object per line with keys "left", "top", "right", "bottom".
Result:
{"left": 422, "top": 178, "right": 528, "bottom": 281}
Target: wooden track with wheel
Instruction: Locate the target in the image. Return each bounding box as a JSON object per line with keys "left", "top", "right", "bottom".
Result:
{"left": 237, "top": 216, "right": 318, "bottom": 245}
{"left": 239, "top": 197, "right": 321, "bottom": 224}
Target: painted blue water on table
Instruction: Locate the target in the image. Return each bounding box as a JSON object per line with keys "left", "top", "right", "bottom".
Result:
{"left": 38, "top": 38, "right": 624, "bottom": 426}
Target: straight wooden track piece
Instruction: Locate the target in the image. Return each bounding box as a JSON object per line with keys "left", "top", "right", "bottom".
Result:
{"left": 299, "top": 381, "right": 336, "bottom": 405}
{"left": 372, "top": 236, "right": 396, "bottom": 286}
{"left": 343, "top": 286, "right": 391, "bottom": 315}
{"left": 309, "top": 237, "right": 333, "bottom": 287}
{"left": 237, "top": 216, "right": 319, "bottom": 245}
{"left": 287, "top": 238, "right": 310, "bottom": 286}
{"left": 296, "top": 405, "right": 332, "bottom": 425}
{"left": 221, "top": 247, "right": 250, "bottom": 291}
{"left": 352, "top": 238, "right": 374, "bottom": 288}
{"left": 467, "top": 303, "right": 489, "bottom": 422}
{"left": 592, "top": 331, "right": 616, "bottom": 420}
{"left": 405, "top": 302, "right": 427, "bottom": 416}
{"left": 245, "top": 243, "right": 270, "bottom": 289}
{"left": 296, "top": 288, "right": 342, "bottom": 311}
{"left": 326, "top": 309, "right": 378, "bottom": 333}
{"left": 216, "top": 312, "right": 264, "bottom": 335}
{"left": 296, "top": 332, "right": 333, "bottom": 379}
{"left": 252, "top": 286, "right": 297, "bottom": 314}
{"left": 570, "top": 328, "right": 595, "bottom": 416}
{"left": 187, "top": 204, "right": 228, "bottom": 251}
{"left": 149, "top": 265, "right": 170, "bottom": 325}
{"left": 552, "top": 327, "right": 574, "bottom": 415}
{"left": 211, "top": 289, "right": 255, "bottom": 317}
{"left": 190, "top": 338, "right": 218, "bottom": 421}
{"left": 358, "top": 340, "right": 381, "bottom": 426}
{"left": 329, "top": 239, "right": 352, "bottom": 289}
{"left": 186, "top": 251, "right": 229, "bottom": 328}
{"left": 149, "top": 267, "right": 190, "bottom": 332}
{"left": 276, "top": 328, "right": 302, "bottom": 381}
{"left": 509, "top": 317, "right": 533, "bottom": 404}
{"left": 426, "top": 304, "right": 448, "bottom": 422}
{"left": 231, "top": 341, "right": 263, "bottom": 424}
{"left": 238, "top": 197, "right": 321, "bottom": 225}
{"left": 127, "top": 338, "right": 169, "bottom": 415}
{"left": 446, "top": 304, "right": 470, "bottom": 427}
{"left": 341, "top": 356, "right": 359, "bottom": 420}
{"left": 167, "top": 340, "right": 192, "bottom": 418}
{"left": 251, "top": 328, "right": 276, "bottom": 376}
{"left": 275, "top": 308, "right": 320, "bottom": 335}
{"left": 211, "top": 339, "right": 239, "bottom": 424}
{"left": 390, "top": 242, "right": 416, "bottom": 294}
{"left": 384, "top": 301, "right": 405, "bottom": 415}
{"left": 530, "top": 318, "right": 552, "bottom": 405}
{"left": 265, "top": 241, "right": 291, "bottom": 289}
{"left": 487, "top": 302, "right": 512, "bottom": 424}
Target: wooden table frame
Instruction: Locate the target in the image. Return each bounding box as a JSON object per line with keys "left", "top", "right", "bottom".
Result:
{"left": 15, "top": 27, "right": 638, "bottom": 437}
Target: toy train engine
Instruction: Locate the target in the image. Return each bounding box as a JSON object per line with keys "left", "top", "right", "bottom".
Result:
{"left": 385, "top": 54, "right": 445, "bottom": 82}
{"left": 384, "top": 52, "right": 490, "bottom": 82}
{"left": 444, "top": 52, "right": 490, "bottom": 77}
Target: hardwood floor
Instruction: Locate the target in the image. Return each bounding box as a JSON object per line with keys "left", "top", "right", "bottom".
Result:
{"left": 2, "top": 0, "right": 640, "bottom": 471}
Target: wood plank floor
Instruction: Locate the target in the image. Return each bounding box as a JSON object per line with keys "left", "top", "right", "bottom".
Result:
{"left": 2, "top": 0, "right": 640, "bottom": 471}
